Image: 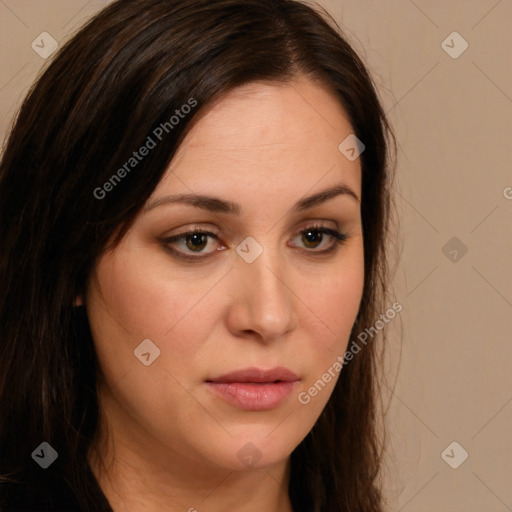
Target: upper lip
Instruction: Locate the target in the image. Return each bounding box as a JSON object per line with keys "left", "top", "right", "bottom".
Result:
{"left": 207, "top": 366, "right": 299, "bottom": 383}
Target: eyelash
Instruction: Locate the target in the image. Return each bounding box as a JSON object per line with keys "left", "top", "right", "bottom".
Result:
{"left": 161, "top": 224, "right": 349, "bottom": 261}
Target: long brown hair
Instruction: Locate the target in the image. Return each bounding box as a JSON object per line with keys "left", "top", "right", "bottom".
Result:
{"left": 0, "top": 1, "right": 398, "bottom": 510}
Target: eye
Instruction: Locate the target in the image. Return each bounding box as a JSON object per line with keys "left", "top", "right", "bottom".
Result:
{"left": 162, "top": 228, "right": 223, "bottom": 259}
{"left": 291, "top": 225, "right": 348, "bottom": 253}
{"left": 161, "top": 224, "right": 349, "bottom": 261}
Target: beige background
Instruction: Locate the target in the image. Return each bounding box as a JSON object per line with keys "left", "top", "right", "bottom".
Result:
{"left": 1, "top": 1, "right": 511, "bottom": 511}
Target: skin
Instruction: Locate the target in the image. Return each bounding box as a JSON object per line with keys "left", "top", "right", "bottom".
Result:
{"left": 84, "top": 74, "right": 365, "bottom": 512}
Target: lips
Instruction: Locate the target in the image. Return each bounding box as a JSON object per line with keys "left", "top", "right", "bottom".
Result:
{"left": 205, "top": 366, "right": 299, "bottom": 411}
{"left": 207, "top": 366, "right": 299, "bottom": 384}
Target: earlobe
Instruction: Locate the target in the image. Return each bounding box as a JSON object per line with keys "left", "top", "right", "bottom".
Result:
{"left": 73, "top": 295, "right": 84, "bottom": 307}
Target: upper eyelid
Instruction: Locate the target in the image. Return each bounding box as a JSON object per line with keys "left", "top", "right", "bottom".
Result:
{"left": 163, "top": 218, "right": 343, "bottom": 237}
{"left": 165, "top": 223, "right": 340, "bottom": 241}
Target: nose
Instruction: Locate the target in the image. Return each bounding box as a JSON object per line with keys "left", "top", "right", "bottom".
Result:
{"left": 225, "top": 243, "right": 298, "bottom": 343}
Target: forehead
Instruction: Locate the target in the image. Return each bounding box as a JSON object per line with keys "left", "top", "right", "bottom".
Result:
{"left": 176, "top": 77, "right": 354, "bottom": 152}
{"left": 155, "top": 77, "right": 361, "bottom": 203}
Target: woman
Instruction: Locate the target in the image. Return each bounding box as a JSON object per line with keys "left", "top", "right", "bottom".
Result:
{"left": 0, "top": 0, "right": 398, "bottom": 510}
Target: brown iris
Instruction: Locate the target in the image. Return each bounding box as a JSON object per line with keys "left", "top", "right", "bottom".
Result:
{"left": 302, "top": 229, "right": 323, "bottom": 249}
{"left": 185, "top": 233, "right": 209, "bottom": 252}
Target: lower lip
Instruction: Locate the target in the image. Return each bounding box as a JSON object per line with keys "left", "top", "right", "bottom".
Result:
{"left": 206, "top": 381, "right": 297, "bottom": 411}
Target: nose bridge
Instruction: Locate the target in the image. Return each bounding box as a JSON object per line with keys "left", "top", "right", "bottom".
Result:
{"left": 231, "top": 236, "right": 297, "bottom": 338}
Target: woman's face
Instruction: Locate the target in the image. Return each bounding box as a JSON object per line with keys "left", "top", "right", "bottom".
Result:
{"left": 85, "top": 76, "right": 364, "bottom": 473}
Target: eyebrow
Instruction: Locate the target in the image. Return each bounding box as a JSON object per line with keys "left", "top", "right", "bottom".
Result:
{"left": 144, "top": 183, "right": 360, "bottom": 214}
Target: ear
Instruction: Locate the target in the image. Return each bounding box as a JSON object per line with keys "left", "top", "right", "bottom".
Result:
{"left": 73, "top": 295, "right": 84, "bottom": 307}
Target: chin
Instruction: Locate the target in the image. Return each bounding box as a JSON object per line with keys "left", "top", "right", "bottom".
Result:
{"left": 203, "top": 431, "right": 300, "bottom": 471}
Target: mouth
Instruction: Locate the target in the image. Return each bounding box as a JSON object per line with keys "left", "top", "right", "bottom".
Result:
{"left": 205, "top": 366, "right": 300, "bottom": 411}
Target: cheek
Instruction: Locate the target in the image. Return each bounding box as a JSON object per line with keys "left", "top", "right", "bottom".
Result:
{"left": 296, "top": 247, "right": 364, "bottom": 396}
{"left": 302, "top": 248, "right": 364, "bottom": 344}
{"left": 86, "top": 245, "right": 218, "bottom": 384}
{"left": 95, "top": 249, "right": 182, "bottom": 337}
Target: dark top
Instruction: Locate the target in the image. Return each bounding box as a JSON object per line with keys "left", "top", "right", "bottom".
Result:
{"left": 0, "top": 467, "right": 113, "bottom": 511}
